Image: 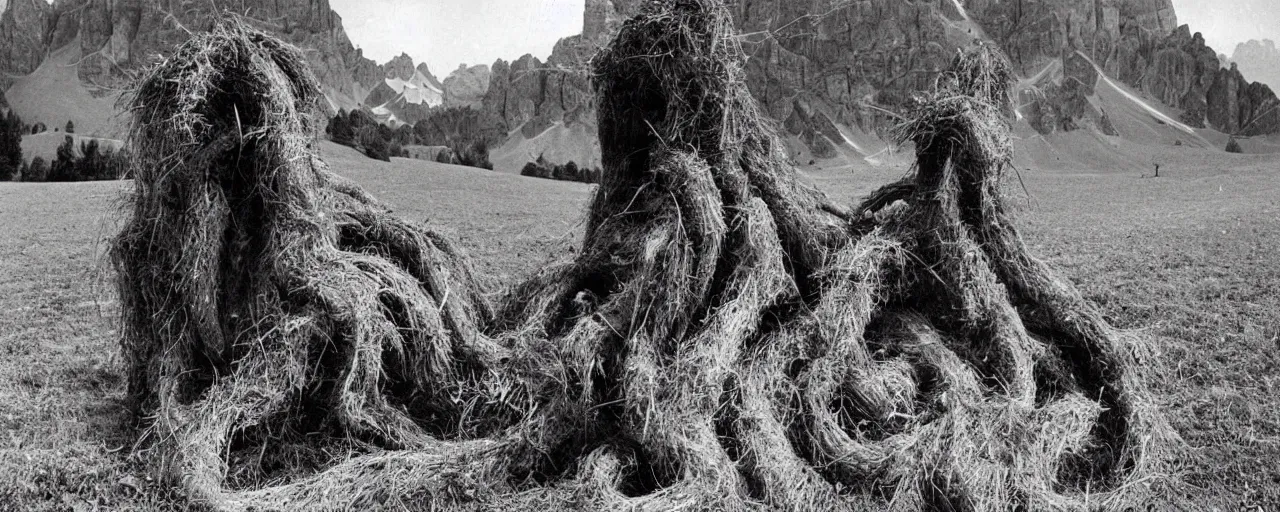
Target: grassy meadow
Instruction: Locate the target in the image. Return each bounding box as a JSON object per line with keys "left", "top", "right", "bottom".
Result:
{"left": 0, "top": 141, "right": 1276, "bottom": 510}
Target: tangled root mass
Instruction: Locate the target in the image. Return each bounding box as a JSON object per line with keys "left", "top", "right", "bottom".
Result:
{"left": 113, "top": 2, "right": 1173, "bottom": 510}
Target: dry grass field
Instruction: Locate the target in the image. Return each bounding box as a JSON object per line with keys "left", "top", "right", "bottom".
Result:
{"left": 0, "top": 141, "right": 1276, "bottom": 510}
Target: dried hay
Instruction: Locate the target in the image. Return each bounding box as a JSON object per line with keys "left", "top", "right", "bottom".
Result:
{"left": 113, "top": 3, "right": 1174, "bottom": 511}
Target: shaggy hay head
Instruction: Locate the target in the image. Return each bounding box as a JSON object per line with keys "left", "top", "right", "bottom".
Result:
{"left": 590, "top": 0, "right": 851, "bottom": 286}
{"left": 114, "top": 3, "right": 1173, "bottom": 511}
{"left": 114, "top": 18, "right": 514, "bottom": 504}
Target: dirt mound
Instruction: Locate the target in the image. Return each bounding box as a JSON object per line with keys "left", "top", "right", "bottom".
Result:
{"left": 113, "top": 5, "right": 1172, "bottom": 510}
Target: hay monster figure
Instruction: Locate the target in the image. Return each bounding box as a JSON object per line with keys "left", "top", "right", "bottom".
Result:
{"left": 113, "top": 1, "right": 1173, "bottom": 510}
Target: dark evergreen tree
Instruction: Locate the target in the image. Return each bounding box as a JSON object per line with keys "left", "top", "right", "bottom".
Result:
{"left": 78, "top": 139, "right": 102, "bottom": 180}
{"left": 50, "top": 135, "right": 77, "bottom": 181}
{"left": 0, "top": 111, "right": 24, "bottom": 181}
{"left": 326, "top": 109, "right": 354, "bottom": 146}
{"left": 357, "top": 126, "right": 391, "bottom": 162}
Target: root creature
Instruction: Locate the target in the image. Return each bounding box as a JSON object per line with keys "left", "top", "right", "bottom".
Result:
{"left": 113, "top": 1, "right": 1174, "bottom": 510}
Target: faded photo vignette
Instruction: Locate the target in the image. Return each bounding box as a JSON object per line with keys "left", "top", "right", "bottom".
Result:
{"left": 0, "top": 0, "right": 1277, "bottom": 510}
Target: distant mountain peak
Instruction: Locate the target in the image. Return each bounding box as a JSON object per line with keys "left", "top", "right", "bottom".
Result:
{"left": 479, "top": 0, "right": 1280, "bottom": 173}
{"left": 384, "top": 53, "right": 416, "bottom": 81}
{"left": 441, "top": 63, "right": 491, "bottom": 109}
{"left": 1231, "top": 39, "right": 1280, "bottom": 92}
{"left": 417, "top": 62, "right": 445, "bottom": 91}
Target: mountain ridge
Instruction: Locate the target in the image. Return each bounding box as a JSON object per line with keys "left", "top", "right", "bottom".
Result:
{"left": 0, "top": 0, "right": 422, "bottom": 134}
{"left": 478, "top": 0, "right": 1280, "bottom": 171}
{"left": 1, "top": 0, "right": 1277, "bottom": 163}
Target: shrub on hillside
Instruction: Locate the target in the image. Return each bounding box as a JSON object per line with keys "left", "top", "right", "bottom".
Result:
{"left": 1226, "top": 137, "right": 1243, "bottom": 153}
{"left": 357, "top": 126, "right": 392, "bottom": 162}
{"left": 449, "top": 139, "right": 493, "bottom": 170}
{"left": 415, "top": 107, "right": 502, "bottom": 171}
{"left": 65, "top": 120, "right": 75, "bottom": 134}
{"left": 326, "top": 109, "right": 355, "bottom": 146}
{"left": 434, "top": 147, "right": 456, "bottom": 164}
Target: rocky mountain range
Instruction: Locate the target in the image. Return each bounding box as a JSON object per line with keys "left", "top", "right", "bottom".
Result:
{"left": 0, "top": 0, "right": 382, "bottom": 109}
{"left": 0, "top": 0, "right": 477, "bottom": 134}
{"left": 363, "top": 53, "right": 447, "bottom": 126}
{"left": 477, "top": 0, "right": 1280, "bottom": 169}
{"left": 1, "top": 0, "right": 1277, "bottom": 164}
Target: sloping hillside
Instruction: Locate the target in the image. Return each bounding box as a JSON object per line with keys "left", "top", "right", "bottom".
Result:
{"left": 5, "top": 39, "right": 124, "bottom": 138}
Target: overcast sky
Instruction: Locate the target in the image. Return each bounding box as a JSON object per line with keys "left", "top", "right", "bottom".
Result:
{"left": 330, "top": 0, "right": 583, "bottom": 76}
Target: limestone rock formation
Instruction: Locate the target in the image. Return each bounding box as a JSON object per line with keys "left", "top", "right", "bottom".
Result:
{"left": 362, "top": 55, "right": 444, "bottom": 125}
{"left": 483, "top": 35, "right": 594, "bottom": 138}
{"left": 442, "top": 64, "right": 492, "bottom": 108}
{"left": 384, "top": 53, "right": 418, "bottom": 81}
{"left": 1207, "top": 63, "right": 1280, "bottom": 136}
{"left": 484, "top": 0, "right": 1280, "bottom": 161}
{"left": 0, "top": 0, "right": 394, "bottom": 112}
{"left": 6, "top": 0, "right": 1274, "bottom": 152}
{"left": 0, "top": 0, "right": 51, "bottom": 88}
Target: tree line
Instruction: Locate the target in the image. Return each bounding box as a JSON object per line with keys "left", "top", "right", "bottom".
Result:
{"left": 520, "top": 154, "right": 601, "bottom": 184}
{"left": 325, "top": 106, "right": 503, "bottom": 170}
{"left": 0, "top": 112, "right": 128, "bottom": 182}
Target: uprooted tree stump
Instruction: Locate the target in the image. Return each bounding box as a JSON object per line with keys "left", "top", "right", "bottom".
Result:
{"left": 113, "top": 2, "right": 1173, "bottom": 510}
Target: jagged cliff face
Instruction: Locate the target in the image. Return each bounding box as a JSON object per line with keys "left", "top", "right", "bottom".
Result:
{"left": 442, "top": 64, "right": 491, "bottom": 108}
{"left": 361, "top": 55, "right": 444, "bottom": 126}
{"left": 731, "top": 0, "right": 965, "bottom": 152}
{"left": 0, "top": 0, "right": 388, "bottom": 111}
{"left": 484, "top": 35, "right": 595, "bottom": 138}
{"left": 509, "top": 0, "right": 968, "bottom": 152}
{"left": 384, "top": 53, "right": 418, "bottom": 81}
{"left": 486, "top": 0, "right": 1280, "bottom": 162}
{"left": 966, "top": 0, "right": 1177, "bottom": 76}
{"left": 0, "top": 0, "right": 50, "bottom": 86}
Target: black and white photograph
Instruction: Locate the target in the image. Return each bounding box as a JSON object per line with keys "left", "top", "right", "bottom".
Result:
{"left": 0, "top": 0, "right": 1277, "bottom": 510}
